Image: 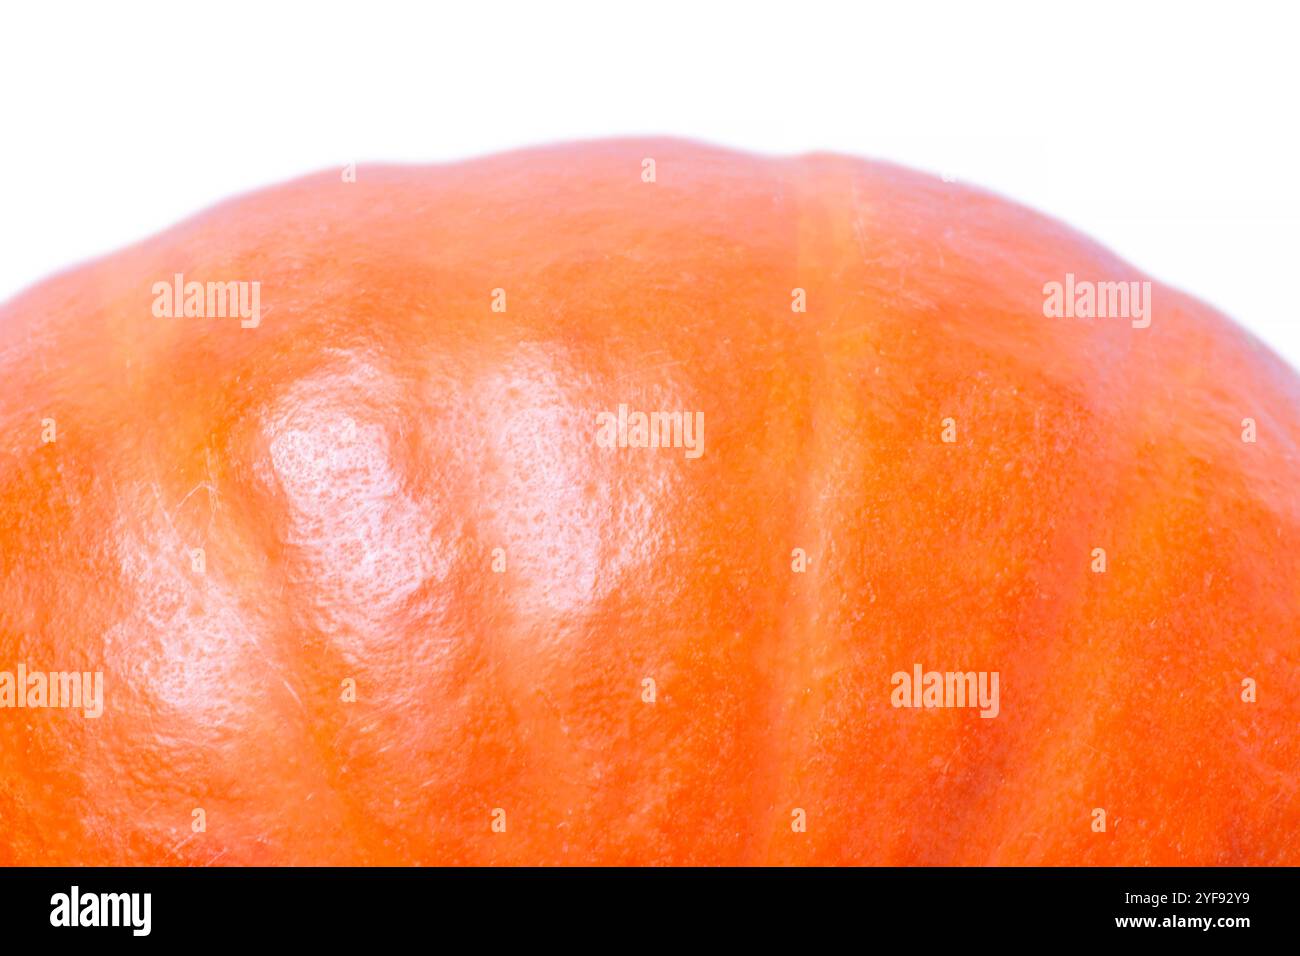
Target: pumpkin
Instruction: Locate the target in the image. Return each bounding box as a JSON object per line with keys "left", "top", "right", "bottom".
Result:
{"left": 0, "top": 139, "right": 1296, "bottom": 866}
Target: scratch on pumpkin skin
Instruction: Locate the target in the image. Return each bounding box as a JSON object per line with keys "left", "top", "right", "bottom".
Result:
{"left": 149, "top": 482, "right": 189, "bottom": 553}
{"left": 279, "top": 675, "right": 306, "bottom": 715}
{"left": 176, "top": 482, "right": 215, "bottom": 511}
{"left": 851, "top": 180, "right": 869, "bottom": 265}
{"left": 168, "top": 832, "right": 196, "bottom": 858}
{"left": 176, "top": 468, "right": 220, "bottom": 534}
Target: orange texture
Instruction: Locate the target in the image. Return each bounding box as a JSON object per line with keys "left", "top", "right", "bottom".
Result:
{"left": 0, "top": 139, "right": 1297, "bottom": 865}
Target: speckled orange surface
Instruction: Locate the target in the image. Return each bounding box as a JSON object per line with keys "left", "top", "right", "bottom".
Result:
{"left": 1, "top": 139, "right": 1296, "bottom": 865}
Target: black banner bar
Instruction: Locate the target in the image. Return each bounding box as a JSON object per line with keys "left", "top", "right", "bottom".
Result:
{"left": 0, "top": 866, "right": 1289, "bottom": 943}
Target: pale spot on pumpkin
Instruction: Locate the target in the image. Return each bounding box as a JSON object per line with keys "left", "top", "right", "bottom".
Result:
{"left": 258, "top": 354, "right": 452, "bottom": 656}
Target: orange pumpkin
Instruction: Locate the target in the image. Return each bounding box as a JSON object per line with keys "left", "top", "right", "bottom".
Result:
{"left": 0, "top": 139, "right": 1296, "bottom": 865}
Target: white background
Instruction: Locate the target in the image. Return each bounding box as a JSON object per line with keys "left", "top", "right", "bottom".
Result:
{"left": 3, "top": 1, "right": 1297, "bottom": 368}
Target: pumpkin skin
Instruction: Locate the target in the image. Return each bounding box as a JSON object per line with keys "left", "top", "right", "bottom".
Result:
{"left": 0, "top": 138, "right": 1297, "bottom": 867}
